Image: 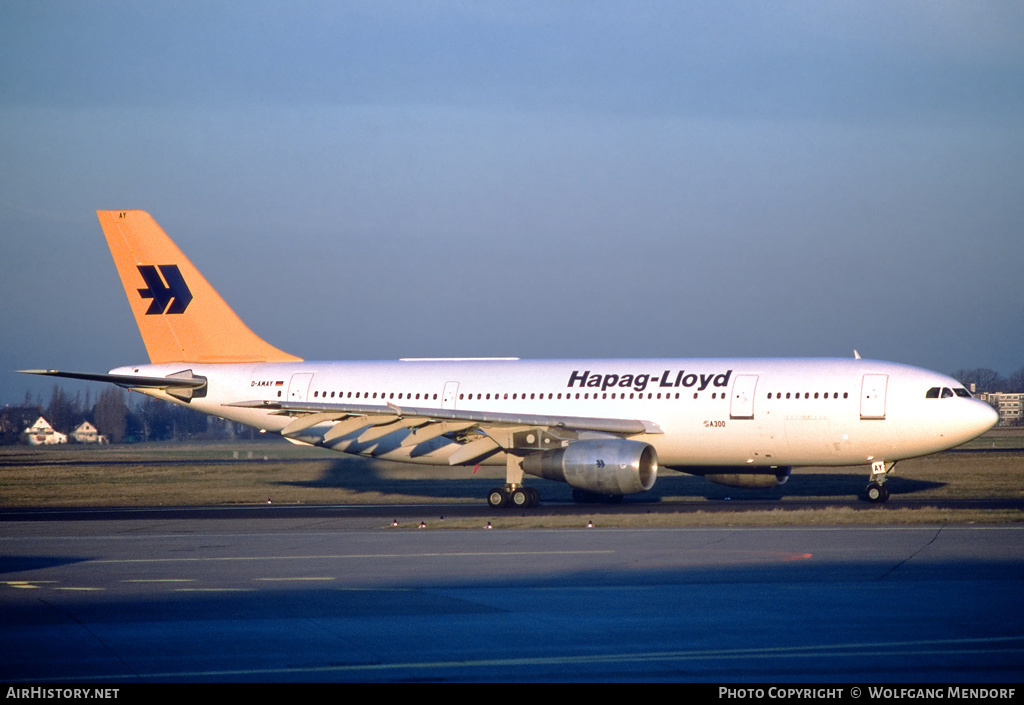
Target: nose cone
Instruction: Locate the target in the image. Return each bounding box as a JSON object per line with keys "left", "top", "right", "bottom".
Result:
{"left": 965, "top": 399, "right": 1000, "bottom": 439}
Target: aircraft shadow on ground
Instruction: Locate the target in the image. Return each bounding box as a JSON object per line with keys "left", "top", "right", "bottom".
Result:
{"left": 0, "top": 556, "right": 90, "bottom": 575}
{"left": 275, "top": 457, "right": 945, "bottom": 503}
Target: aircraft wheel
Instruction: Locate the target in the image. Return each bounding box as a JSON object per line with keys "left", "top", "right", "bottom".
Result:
{"left": 527, "top": 487, "right": 540, "bottom": 507}
{"left": 865, "top": 482, "right": 889, "bottom": 503}
{"left": 510, "top": 488, "right": 531, "bottom": 508}
{"left": 487, "top": 487, "right": 509, "bottom": 509}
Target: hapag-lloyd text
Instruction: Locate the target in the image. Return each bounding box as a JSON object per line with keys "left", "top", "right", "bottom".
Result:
{"left": 568, "top": 369, "right": 732, "bottom": 393}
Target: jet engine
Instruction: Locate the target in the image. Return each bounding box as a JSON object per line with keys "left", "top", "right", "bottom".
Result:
{"left": 522, "top": 439, "right": 658, "bottom": 496}
{"left": 679, "top": 465, "right": 792, "bottom": 489}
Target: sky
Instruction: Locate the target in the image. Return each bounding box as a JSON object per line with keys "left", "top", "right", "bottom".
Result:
{"left": 2, "top": 0, "right": 1023, "bottom": 406}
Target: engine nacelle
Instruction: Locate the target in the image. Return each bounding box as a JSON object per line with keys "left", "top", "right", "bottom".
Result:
{"left": 681, "top": 466, "right": 792, "bottom": 489}
{"left": 522, "top": 439, "right": 658, "bottom": 496}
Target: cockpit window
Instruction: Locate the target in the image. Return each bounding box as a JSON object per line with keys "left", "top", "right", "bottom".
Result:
{"left": 927, "top": 386, "right": 970, "bottom": 399}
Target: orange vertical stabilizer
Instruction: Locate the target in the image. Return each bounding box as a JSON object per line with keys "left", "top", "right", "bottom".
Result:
{"left": 97, "top": 210, "right": 302, "bottom": 364}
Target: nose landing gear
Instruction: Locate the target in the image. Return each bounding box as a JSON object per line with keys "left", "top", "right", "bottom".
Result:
{"left": 864, "top": 460, "right": 895, "bottom": 503}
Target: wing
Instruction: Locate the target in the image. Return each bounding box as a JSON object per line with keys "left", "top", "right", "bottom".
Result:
{"left": 226, "top": 398, "right": 663, "bottom": 465}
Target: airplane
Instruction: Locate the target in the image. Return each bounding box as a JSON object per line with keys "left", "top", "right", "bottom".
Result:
{"left": 22, "top": 210, "right": 999, "bottom": 507}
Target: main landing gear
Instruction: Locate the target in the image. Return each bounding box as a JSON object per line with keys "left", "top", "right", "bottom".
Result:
{"left": 487, "top": 455, "right": 541, "bottom": 508}
{"left": 487, "top": 485, "right": 541, "bottom": 509}
{"left": 864, "top": 460, "right": 895, "bottom": 503}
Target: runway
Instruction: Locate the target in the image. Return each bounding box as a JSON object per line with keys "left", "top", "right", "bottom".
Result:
{"left": 2, "top": 506, "right": 1023, "bottom": 682}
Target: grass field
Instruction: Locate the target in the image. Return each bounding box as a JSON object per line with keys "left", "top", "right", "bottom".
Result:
{"left": 1, "top": 428, "right": 1022, "bottom": 526}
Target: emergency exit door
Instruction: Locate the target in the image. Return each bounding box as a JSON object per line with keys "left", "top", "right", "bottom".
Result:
{"left": 730, "top": 375, "right": 759, "bottom": 419}
{"left": 860, "top": 374, "right": 888, "bottom": 420}
{"left": 288, "top": 373, "right": 313, "bottom": 403}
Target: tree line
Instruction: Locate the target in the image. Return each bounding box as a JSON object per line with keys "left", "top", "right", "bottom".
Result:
{"left": 951, "top": 368, "right": 1024, "bottom": 395}
{"left": 0, "top": 385, "right": 259, "bottom": 445}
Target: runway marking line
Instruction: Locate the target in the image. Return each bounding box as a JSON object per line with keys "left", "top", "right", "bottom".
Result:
{"left": 3, "top": 580, "right": 55, "bottom": 589}
{"left": 254, "top": 577, "right": 335, "bottom": 582}
{"left": 90, "top": 549, "right": 614, "bottom": 564}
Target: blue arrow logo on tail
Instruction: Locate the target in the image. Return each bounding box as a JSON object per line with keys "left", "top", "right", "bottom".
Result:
{"left": 137, "top": 265, "right": 193, "bottom": 315}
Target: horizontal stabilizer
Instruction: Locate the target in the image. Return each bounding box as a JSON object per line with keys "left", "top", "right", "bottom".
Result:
{"left": 19, "top": 369, "right": 207, "bottom": 391}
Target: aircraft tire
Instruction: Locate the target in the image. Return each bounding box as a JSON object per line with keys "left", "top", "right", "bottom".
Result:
{"left": 865, "top": 482, "right": 890, "bottom": 503}
{"left": 510, "top": 488, "right": 530, "bottom": 508}
{"left": 487, "top": 487, "right": 509, "bottom": 509}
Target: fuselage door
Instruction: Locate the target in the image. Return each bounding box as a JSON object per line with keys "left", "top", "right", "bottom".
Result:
{"left": 288, "top": 373, "right": 314, "bottom": 403}
{"left": 730, "top": 375, "right": 759, "bottom": 419}
{"left": 442, "top": 381, "right": 460, "bottom": 410}
{"left": 860, "top": 374, "right": 889, "bottom": 420}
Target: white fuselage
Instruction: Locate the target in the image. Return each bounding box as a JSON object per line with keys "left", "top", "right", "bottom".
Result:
{"left": 115, "top": 357, "right": 998, "bottom": 469}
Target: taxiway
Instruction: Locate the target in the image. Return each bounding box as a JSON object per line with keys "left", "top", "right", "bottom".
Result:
{"left": 2, "top": 507, "right": 1022, "bottom": 682}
